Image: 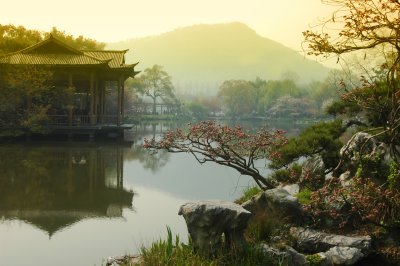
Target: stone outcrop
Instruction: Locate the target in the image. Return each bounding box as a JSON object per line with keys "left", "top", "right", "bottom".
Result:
{"left": 242, "top": 187, "right": 304, "bottom": 221}
{"left": 317, "top": 246, "right": 365, "bottom": 266}
{"left": 290, "top": 227, "right": 371, "bottom": 253}
{"left": 338, "top": 132, "right": 390, "bottom": 176}
{"left": 178, "top": 201, "right": 251, "bottom": 253}
{"left": 261, "top": 244, "right": 308, "bottom": 266}
{"left": 281, "top": 183, "right": 300, "bottom": 196}
{"left": 301, "top": 155, "right": 325, "bottom": 186}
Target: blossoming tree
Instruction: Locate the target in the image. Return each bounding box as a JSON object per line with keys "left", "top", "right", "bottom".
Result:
{"left": 144, "top": 121, "right": 287, "bottom": 190}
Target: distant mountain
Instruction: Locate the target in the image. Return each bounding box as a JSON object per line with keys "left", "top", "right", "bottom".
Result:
{"left": 107, "top": 22, "right": 329, "bottom": 94}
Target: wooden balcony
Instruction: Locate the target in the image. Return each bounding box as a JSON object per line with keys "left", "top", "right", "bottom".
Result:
{"left": 45, "top": 114, "right": 123, "bottom": 126}
{"left": 44, "top": 115, "right": 134, "bottom": 140}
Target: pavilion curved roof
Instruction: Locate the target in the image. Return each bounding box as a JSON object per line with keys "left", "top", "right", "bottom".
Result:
{"left": 0, "top": 34, "right": 138, "bottom": 71}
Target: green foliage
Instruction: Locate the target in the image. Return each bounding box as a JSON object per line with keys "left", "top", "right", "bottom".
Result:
{"left": 0, "top": 66, "right": 59, "bottom": 136}
{"left": 245, "top": 210, "right": 287, "bottom": 244}
{"left": 261, "top": 79, "right": 305, "bottom": 110}
{"left": 270, "top": 120, "right": 344, "bottom": 171}
{"left": 139, "top": 226, "right": 279, "bottom": 266}
{"left": 305, "top": 176, "right": 400, "bottom": 229}
{"left": 325, "top": 100, "right": 360, "bottom": 117}
{"left": 388, "top": 161, "right": 400, "bottom": 190}
{"left": 269, "top": 163, "right": 302, "bottom": 184}
{"left": 218, "top": 79, "right": 257, "bottom": 117}
{"left": 306, "top": 254, "right": 323, "bottom": 266}
{"left": 0, "top": 24, "right": 104, "bottom": 55}
{"left": 132, "top": 65, "right": 176, "bottom": 115}
{"left": 356, "top": 153, "right": 390, "bottom": 181}
{"left": 295, "top": 188, "right": 312, "bottom": 205}
{"left": 186, "top": 102, "right": 209, "bottom": 119}
{"left": 235, "top": 186, "right": 262, "bottom": 205}
{"left": 47, "top": 27, "right": 105, "bottom": 50}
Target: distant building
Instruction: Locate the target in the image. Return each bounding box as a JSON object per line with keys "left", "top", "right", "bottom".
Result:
{"left": 0, "top": 35, "right": 139, "bottom": 138}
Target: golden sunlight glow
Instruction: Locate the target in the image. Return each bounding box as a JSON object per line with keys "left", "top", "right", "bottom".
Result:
{"left": 1, "top": 0, "right": 335, "bottom": 50}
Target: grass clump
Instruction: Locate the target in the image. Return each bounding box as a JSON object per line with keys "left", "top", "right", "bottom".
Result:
{"left": 306, "top": 254, "right": 323, "bottom": 266}
{"left": 139, "top": 227, "right": 206, "bottom": 265}
{"left": 137, "top": 226, "right": 282, "bottom": 266}
{"left": 234, "top": 186, "right": 262, "bottom": 205}
{"left": 295, "top": 188, "right": 312, "bottom": 205}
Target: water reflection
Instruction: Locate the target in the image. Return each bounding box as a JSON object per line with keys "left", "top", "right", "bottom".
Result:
{"left": 0, "top": 119, "right": 309, "bottom": 266}
{"left": 0, "top": 143, "right": 134, "bottom": 236}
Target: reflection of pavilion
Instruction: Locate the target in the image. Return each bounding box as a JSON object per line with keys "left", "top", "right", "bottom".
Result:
{"left": 0, "top": 143, "right": 133, "bottom": 236}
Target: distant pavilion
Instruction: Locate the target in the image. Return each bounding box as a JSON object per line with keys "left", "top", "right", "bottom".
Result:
{"left": 0, "top": 35, "right": 139, "bottom": 139}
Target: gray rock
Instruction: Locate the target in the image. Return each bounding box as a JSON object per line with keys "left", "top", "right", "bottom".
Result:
{"left": 282, "top": 183, "right": 300, "bottom": 196}
{"left": 178, "top": 201, "right": 251, "bottom": 253}
{"left": 260, "top": 244, "right": 308, "bottom": 266}
{"left": 301, "top": 155, "right": 325, "bottom": 185}
{"left": 340, "top": 132, "right": 377, "bottom": 160}
{"left": 318, "top": 246, "right": 365, "bottom": 265}
{"left": 338, "top": 132, "right": 390, "bottom": 176}
{"left": 286, "top": 246, "right": 308, "bottom": 266}
{"left": 325, "top": 172, "right": 333, "bottom": 181}
{"left": 260, "top": 244, "right": 287, "bottom": 259}
{"left": 242, "top": 188, "right": 304, "bottom": 220}
{"left": 339, "top": 171, "right": 351, "bottom": 187}
{"left": 290, "top": 227, "right": 371, "bottom": 253}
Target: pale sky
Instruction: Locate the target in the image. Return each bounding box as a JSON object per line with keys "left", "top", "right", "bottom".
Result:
{"left": 1, "top": 0, "right": 336, "bottom": 51}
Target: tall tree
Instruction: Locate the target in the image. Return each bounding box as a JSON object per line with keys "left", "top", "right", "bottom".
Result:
{"left": 0, "top": 66, "right": 59, "bottom": 136}
{"left": 218, "top": 80, "right": 257, "bottom": 117}
{"left": 134, "top": 65, "right": 175, "bottom": 115}
{"left": 303, "top": 0, "right": 400, "bottom": 159}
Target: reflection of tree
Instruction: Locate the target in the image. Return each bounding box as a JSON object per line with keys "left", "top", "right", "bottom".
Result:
{"left": 0, "top": 143, "right": 133, "bottom": 236}
{"left": 135, "top": 145, "right": 170, "bottom": 173}
{"left": 124, "top": 122, "right": 183, "bottom": 173}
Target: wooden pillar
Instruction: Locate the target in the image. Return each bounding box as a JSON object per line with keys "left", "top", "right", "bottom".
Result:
{"left": 68, "top": 73, "right": 73, "bottom": 126}
{"left": 121, "top": 81, "right": 125, "bottom": 122}
{"left": 117, "top": 78, "right": 122, "bottom": 126}
{"left": 89, "top": 72, "right": 95, "bottom": 125}
{"left": 100, "top": 80, "right": 105, "bottom": 123}
{"left": 94, "top": 76, "right": 99, "bottom": 123}
{"left": 98, "top": 80, "right": 103, "bottom": 123}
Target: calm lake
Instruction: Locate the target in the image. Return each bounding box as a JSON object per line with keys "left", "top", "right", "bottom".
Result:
{"left": 0, "top": 120, "right": 308, "bottom": 266}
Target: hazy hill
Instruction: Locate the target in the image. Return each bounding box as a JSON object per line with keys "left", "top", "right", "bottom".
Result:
{"left": 108, "top": 22, "right": 329, "bottom": 94}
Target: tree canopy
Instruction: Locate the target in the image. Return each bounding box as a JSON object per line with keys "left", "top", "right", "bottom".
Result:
{"left": 132, "top": 65, "right": 176, "bottom": 114}
{"left": 0, "top": 24, "right": 105, "bottom": 55}
{"left": 303, "top": 0, "right": 400, "bottom": 159}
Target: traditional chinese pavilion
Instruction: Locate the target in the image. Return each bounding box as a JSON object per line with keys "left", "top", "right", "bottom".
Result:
{"left": 0, "top": 34, "right": 139, "bottom": 139}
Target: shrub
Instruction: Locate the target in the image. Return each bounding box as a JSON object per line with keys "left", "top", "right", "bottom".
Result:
{"left": 296, "top": 188, "right": 312, "bottom": 205}
{"left": 269, "top": 163, "right": 302, "bottom": 184}
{"left": 269, "top": 120, "right": 344, "bottom": 173}
{"left": 306, "top": 254, "right": 324, "bottom": 266}
{"left": 304, "top": 176, "right": 400, "bottom": 229}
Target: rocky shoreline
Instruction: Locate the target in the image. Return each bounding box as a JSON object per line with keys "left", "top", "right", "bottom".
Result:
{"left": 106, "top": 132, "right": 400, "bottom": 265}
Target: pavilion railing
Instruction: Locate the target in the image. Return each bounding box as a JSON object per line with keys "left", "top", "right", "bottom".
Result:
{"left": 46, "top": 115, "right": 119, "bottom": 126}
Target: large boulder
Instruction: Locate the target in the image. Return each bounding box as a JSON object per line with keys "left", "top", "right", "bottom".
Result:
{"left": 178, "top": 201, "right": 251, "bottom": 253}
{"left": 290, "top": 227, "right": 371, "bottom": 253}
{"left": 338, "top": 132, "right": 389, "bottom": 176}
{"left": 242, "top": 187, "right": 304, "bottom": 221}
